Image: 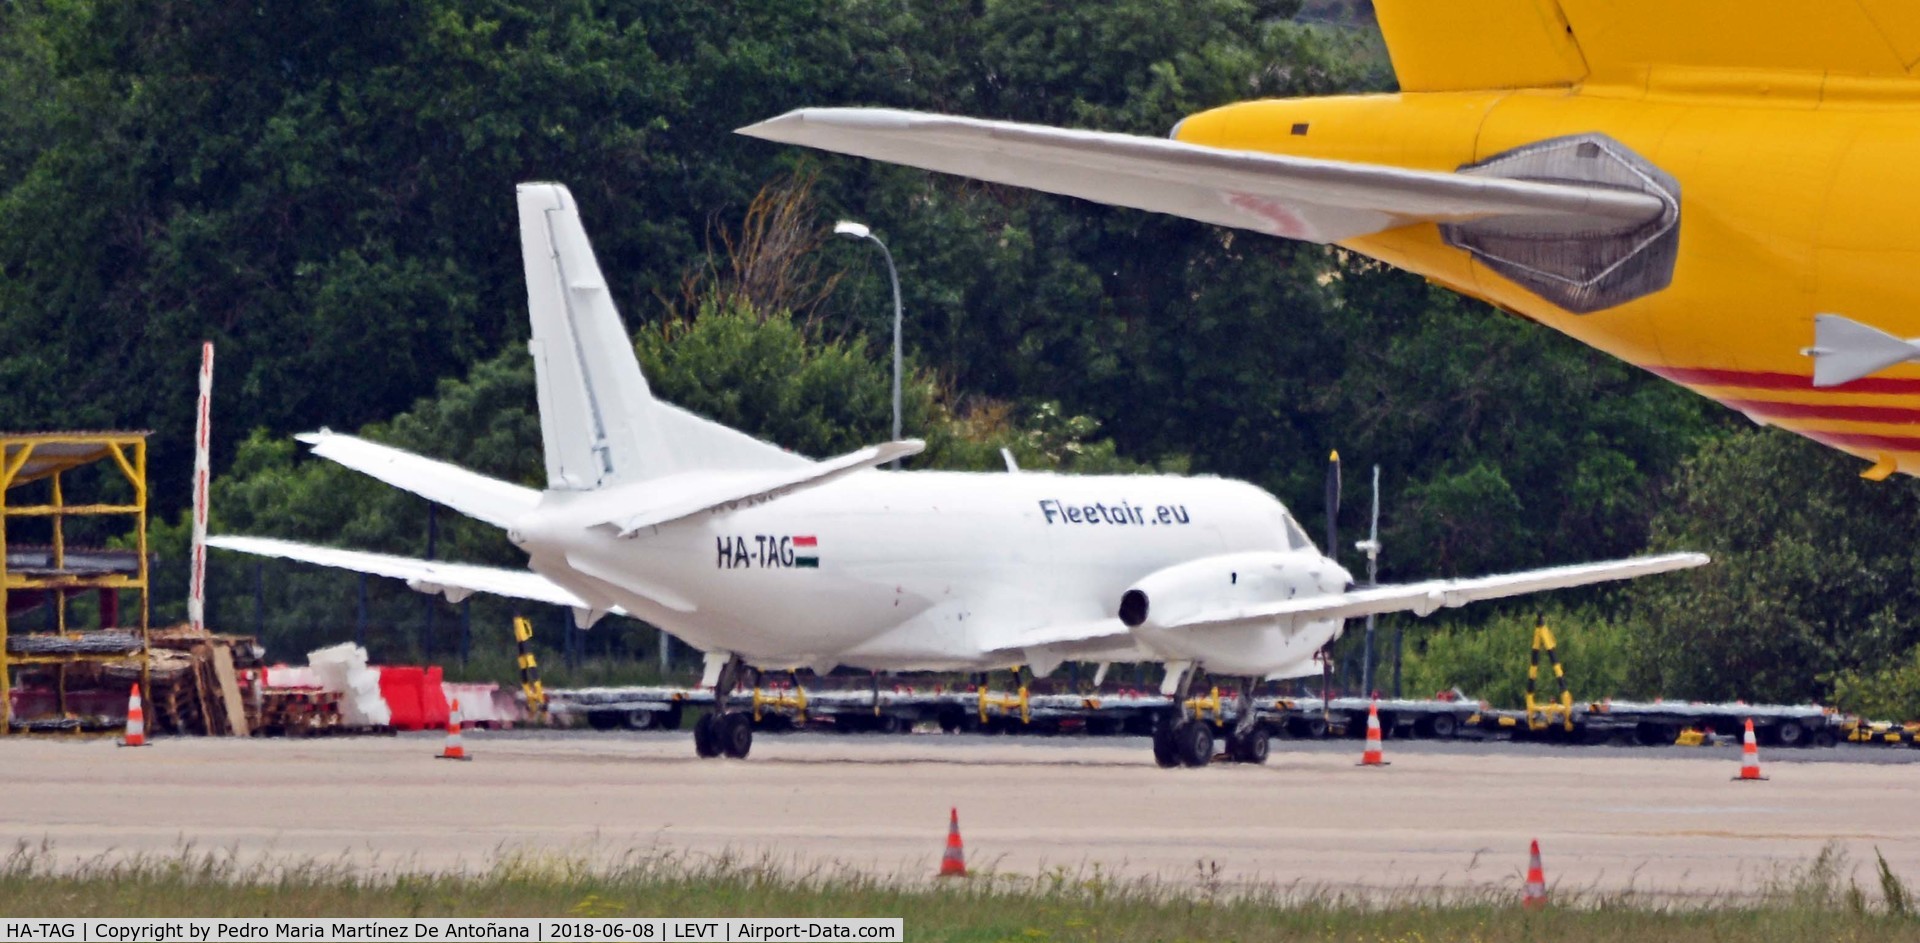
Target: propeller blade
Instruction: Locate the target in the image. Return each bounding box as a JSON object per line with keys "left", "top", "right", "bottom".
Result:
{"left": 1325, "top": 449, "right": 1342, "bottom": 559}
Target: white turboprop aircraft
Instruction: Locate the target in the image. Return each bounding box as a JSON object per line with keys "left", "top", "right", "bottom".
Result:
{"left": 210, "top": 183, "right": 1706, "bottom": 767}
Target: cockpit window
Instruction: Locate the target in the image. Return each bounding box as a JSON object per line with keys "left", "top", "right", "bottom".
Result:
{"left": 1281, "top": 513, "right": 1312, "bottom": 551}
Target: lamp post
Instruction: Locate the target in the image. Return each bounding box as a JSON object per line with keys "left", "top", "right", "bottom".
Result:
{"left": 1355, "top": 465, "right": 1383, "bottom": 698}
{"left": 834, "top": 220, "right": 903, "bottom": 468}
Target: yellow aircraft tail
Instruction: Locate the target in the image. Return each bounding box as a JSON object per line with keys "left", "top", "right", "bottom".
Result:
{"left": 1376, "top": 0, "right": 1920, "bottom": 93}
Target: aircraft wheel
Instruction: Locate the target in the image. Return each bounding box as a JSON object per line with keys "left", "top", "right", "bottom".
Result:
{"left": 719, "top": 712, "right": 754, "bottom": 759}
{"left": 1152, "top": 725, "right": 1179, "bottom": 768}
{"left": 1230, "top": 726, "right": 1270, "bottom": 765}
{"left": 1174, "top": 721, "right": 1214, "bottom": 768}
{"left": 692, "top": 714, "right": 722, "bottom": 758}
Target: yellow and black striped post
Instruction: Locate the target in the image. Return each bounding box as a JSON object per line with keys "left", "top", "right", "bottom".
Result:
{"left": 513, "top": 616, "right": 547, "bottom": 719}
{"left": 1524, "top": 618, "right": 1574, "bottom": 732}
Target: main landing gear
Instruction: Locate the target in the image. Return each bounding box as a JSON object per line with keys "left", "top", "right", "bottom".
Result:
{"left": 1151, "top": 668, "right": 1270, "bottom": 769}
{"left": 693, "top": 654, "right": 754, "bottom": 759}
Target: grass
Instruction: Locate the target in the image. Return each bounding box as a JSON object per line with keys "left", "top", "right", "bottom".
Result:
{"left": 4, "top": 843, "right": 1920, "bottom": 941}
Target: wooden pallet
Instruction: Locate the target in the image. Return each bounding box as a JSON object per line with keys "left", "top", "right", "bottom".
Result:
{"left": 255, "top": 688, "right": 343, "bottom": 737}
{"left": 256, "top": 722, "right": 396, "bottom": 739}
{"left": 147, "top": 675, "right": 204, "bottom": 735}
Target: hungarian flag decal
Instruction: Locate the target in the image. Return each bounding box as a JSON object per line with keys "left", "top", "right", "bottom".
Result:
{"left": 793, "top": 535, "right": 819, "bottom": 568}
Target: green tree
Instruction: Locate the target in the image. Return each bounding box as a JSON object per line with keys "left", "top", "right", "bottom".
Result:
{"left": 1630, "top": 428, "right": 1920, "bottom": 704}
{"left": 1394, "top": 606, "right": 1638, "bottom": 709}
{"left": 1316, "top": 272, "right": 1723, "bottom": 578}
{"left": 0, "top": 0, "right": 902, "bottom": 510}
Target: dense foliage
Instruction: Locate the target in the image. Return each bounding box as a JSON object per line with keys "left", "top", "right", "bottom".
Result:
{"left": 11, "top": 0, "right": 1917, "bottom": 712}
{"left": 1630, "top": 430, "right": 1920, "bottom": 709}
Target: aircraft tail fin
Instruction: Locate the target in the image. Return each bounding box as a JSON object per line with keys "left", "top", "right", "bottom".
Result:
{"left": 1377, "top": 0, "right": 1920, "bottom": 94}
{"left": 1806, "top": 314, "right": 1920, "bottom": 388}
{"left": 515, "top": 183, "right": 806, "bottom": 491}
{"left": 1374, "top": 0, "right": 1587, "bottom": 92}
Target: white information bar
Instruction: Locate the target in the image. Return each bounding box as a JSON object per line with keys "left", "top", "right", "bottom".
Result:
{"left": 0, "top": 919, "right": 903, "bottom": 943}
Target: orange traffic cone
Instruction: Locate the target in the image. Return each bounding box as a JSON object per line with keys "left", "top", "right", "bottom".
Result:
{"left": 1357, "top": 700, "right": 1388, "bottom": 766}
{"left": 119, "top": 683, "right": 147, "bottom": 748}
{"left": 938, "top": 807, "right": 967, "bottom": 877}
{"left": 1523, "top": 839, "right": 1548, "bottom": 909}
{"left": 437, "top": 698, "right": 471, "bottom": 761}
{"left": 1734, "top": 718, "right": 1767, "bottom": 781}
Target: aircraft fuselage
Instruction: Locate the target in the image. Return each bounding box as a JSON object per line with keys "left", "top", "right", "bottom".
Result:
{"left": 1177, "top": 80, "right": 1920, "bottom": 474}
{"left": 511, "top": 469, "right": 1347, "bottom": 675}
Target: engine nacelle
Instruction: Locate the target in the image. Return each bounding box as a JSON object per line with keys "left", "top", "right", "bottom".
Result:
{"left": 1117, "top": 550, "right": 1351, "bottom": 678}
{"left": 1120, "top": 550, "right": 1346, "bottom": 630}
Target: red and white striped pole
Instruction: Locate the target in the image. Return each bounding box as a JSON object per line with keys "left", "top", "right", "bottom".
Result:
{"left": 188, "top": 341, "right": 214, "bottom": 631}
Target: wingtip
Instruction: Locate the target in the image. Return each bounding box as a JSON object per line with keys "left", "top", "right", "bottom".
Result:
{"left": 870, "top": 438, "right": 927, "bottom": 462}
{"left": 738, "top": 107, "right": 930, "bottom": 141}
{"left": 736, "top": 109, "right": 807, "bottom": 140}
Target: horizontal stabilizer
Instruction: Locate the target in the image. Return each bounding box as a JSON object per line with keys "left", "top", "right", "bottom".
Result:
{"left": 298, "top": 432, "right": 539, "bottom": 529}
{"left": 1805, "top": 314, "right": 1920, "bottom": 388}
{"left": 738, "top": 108, "right": 1666, "bottom": 244}
{"left": 1171, "top": 552, "right": 1708, "bottom": 628}
{"left": 601, "top": 439, "right": 924, "bottom": 537}
{"left": 207, "top": 535, "right": 604, "bottom": 611}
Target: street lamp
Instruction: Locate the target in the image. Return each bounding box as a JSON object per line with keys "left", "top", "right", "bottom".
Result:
{"left": 834, "top": 220, "right": 904, "bottom": 468}
{"left": 1355, "top": 465, "right": 1385, "bottom": 698}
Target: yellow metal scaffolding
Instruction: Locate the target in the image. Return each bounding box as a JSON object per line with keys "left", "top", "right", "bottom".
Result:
{"left": 0, "top": 432, "right": 150, "bottom": 735}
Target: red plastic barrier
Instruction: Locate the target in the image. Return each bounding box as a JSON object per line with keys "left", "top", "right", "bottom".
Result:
{"left": 419, "top": 665, "right": 450, "bottom": 730}
{"left": 379, "top": 667, "right": 426, "bottom": 731}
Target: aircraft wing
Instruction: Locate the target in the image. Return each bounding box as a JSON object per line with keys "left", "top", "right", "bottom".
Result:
{"left": 995, "top": 618, "right": 1134, "bottom": 654}
{"left": 738, "top": 108, "right": 1665, "bottom": 244}
{"left": 207, "top": 535, "right": 600, "bottom": 610}
{"left": 987, "top": 552, "right": 1704, "bottom": 660}
{"left": 1171, "top": 552, "right": 1708, "bottom": 629}
{"left": 596, "top": 439, "right": 925, "bottom": 537}
{"left": 983, "top": 617, "right": 1147, "bottom": 677}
